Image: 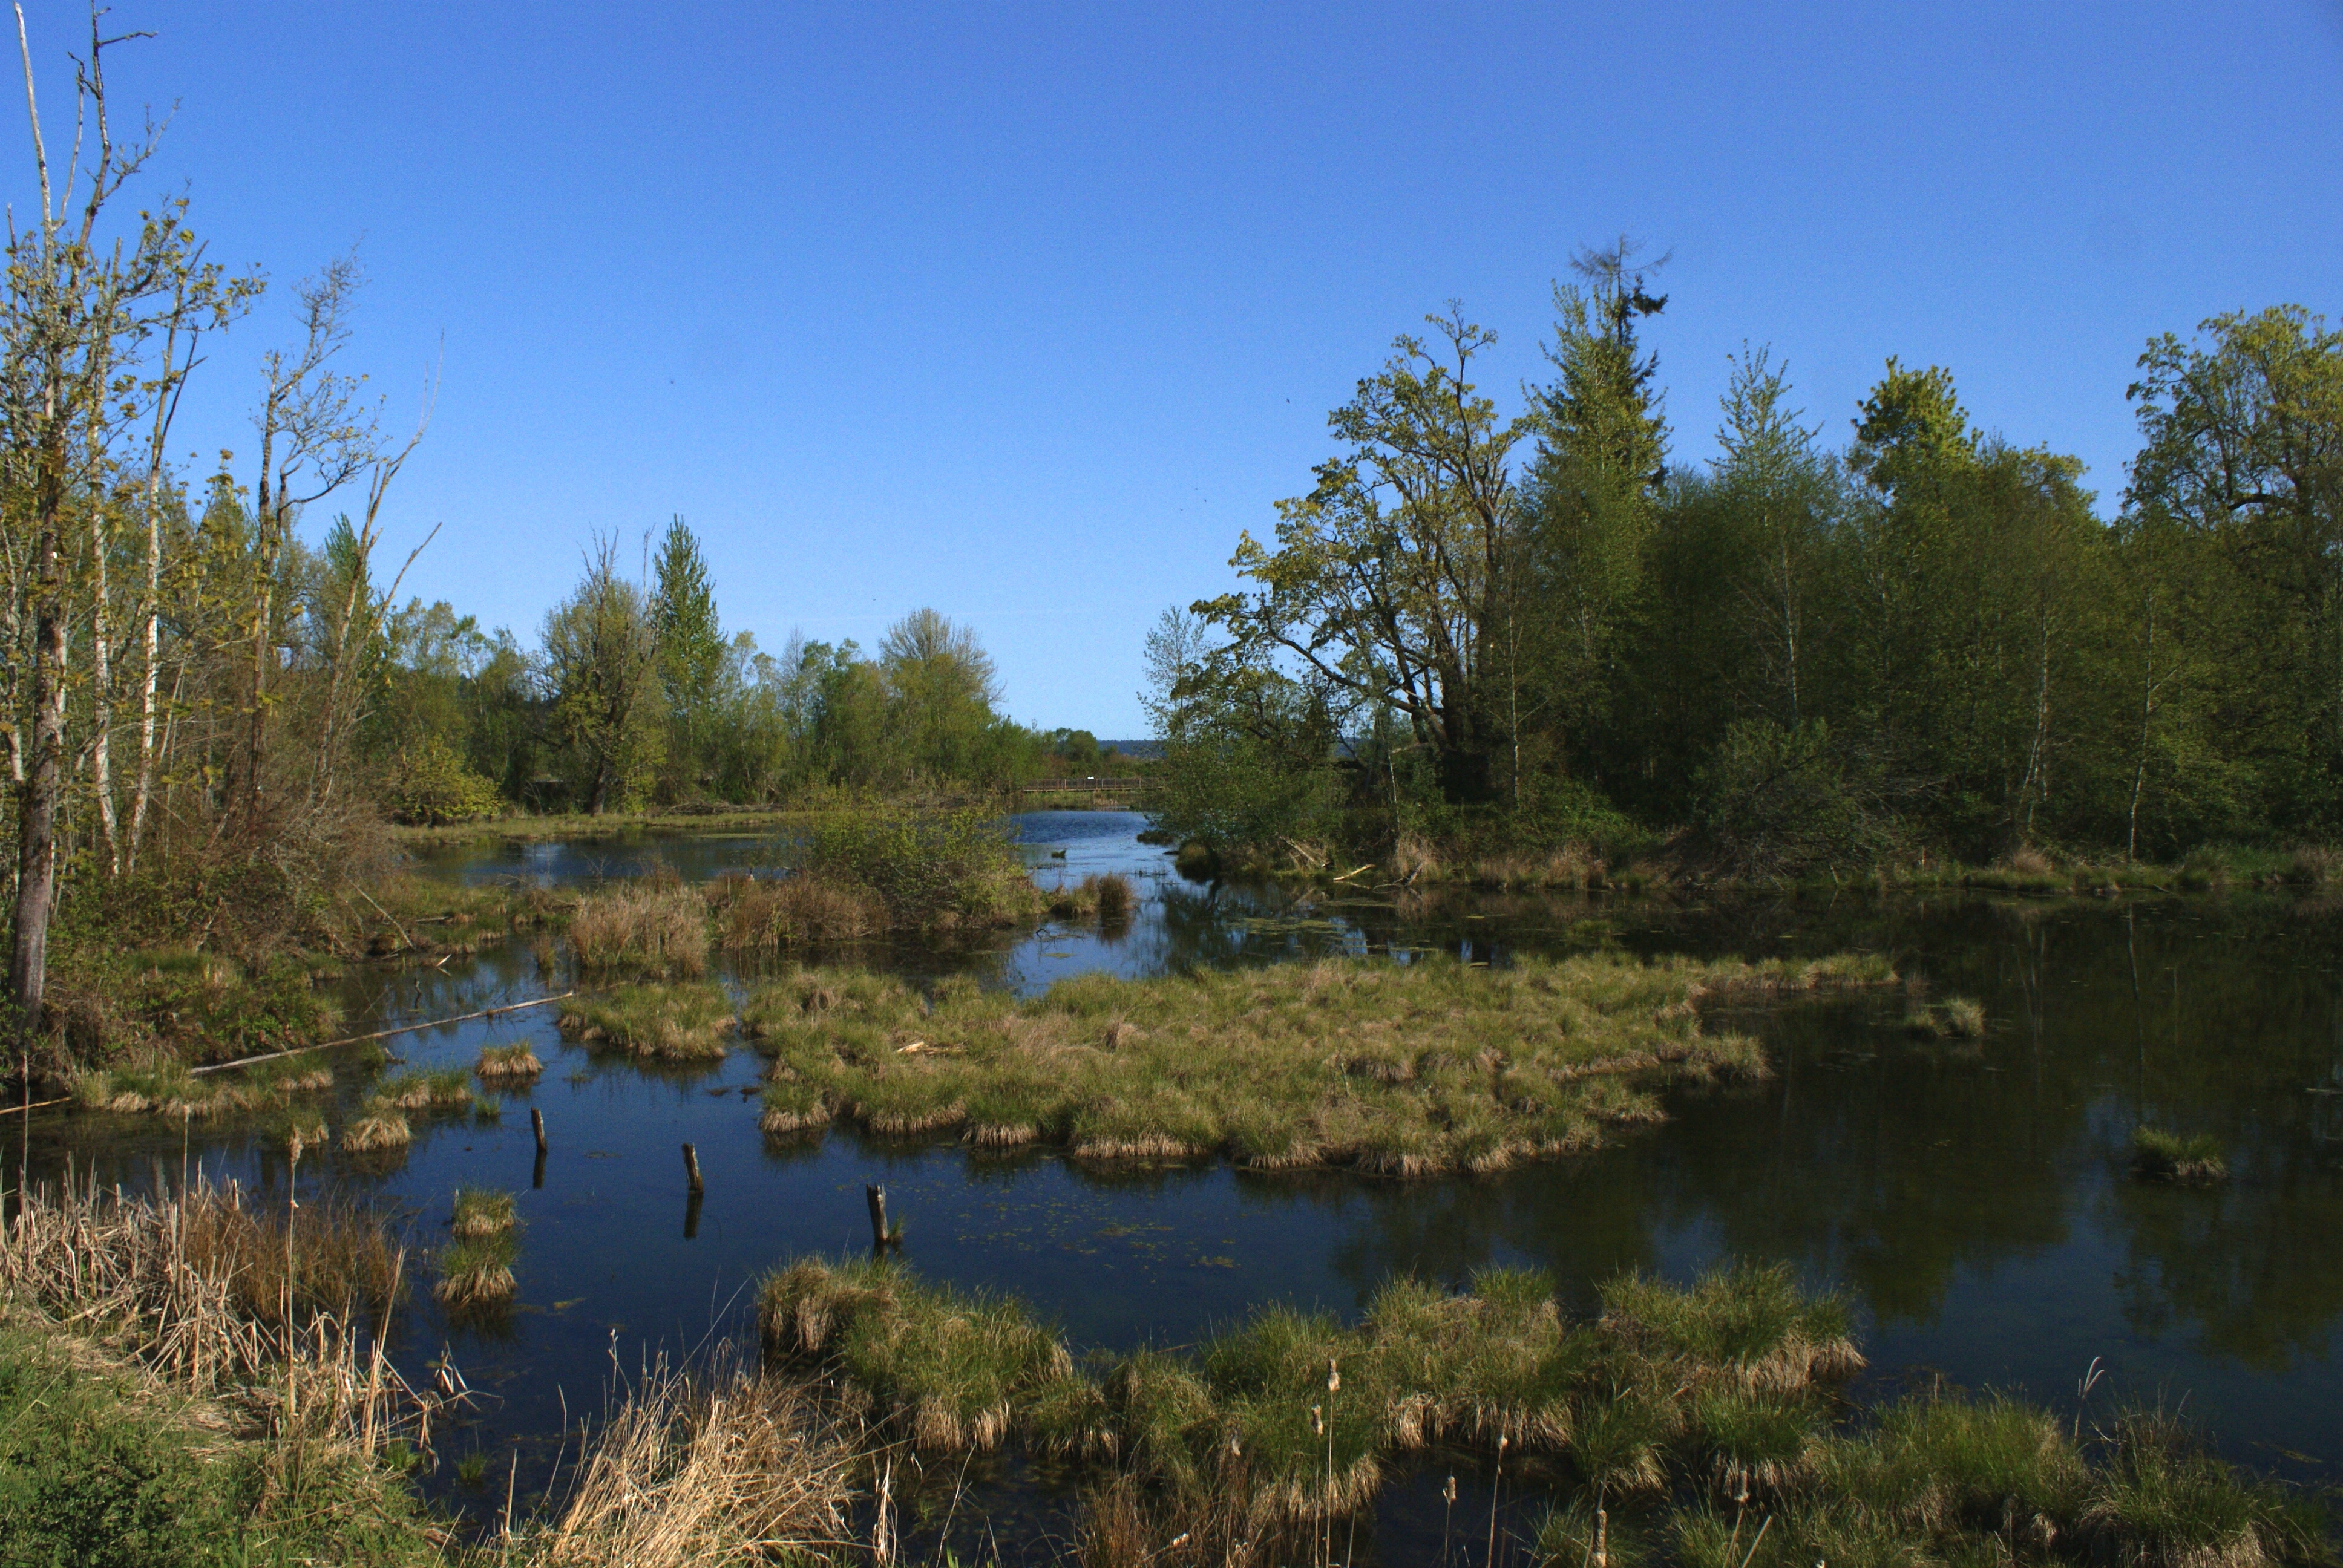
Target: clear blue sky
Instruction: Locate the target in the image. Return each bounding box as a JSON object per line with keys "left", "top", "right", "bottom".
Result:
{"left": 18, "top": 1, "right": 2342, "bottom": 736}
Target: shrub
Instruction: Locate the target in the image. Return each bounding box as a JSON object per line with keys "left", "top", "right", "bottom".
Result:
{"left": 378, "top": 736, "right": 504, "bottom": 825}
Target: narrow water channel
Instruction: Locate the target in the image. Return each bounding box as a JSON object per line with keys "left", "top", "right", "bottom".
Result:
{"left": 10, "top": 811, "right": 2342, "bottom": 1557}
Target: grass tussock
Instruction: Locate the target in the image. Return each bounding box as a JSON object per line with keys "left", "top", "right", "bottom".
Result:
{"left": 745, "top": 951, "right": 1893, "bottom": 1174}
{"left": 559, "top": 983, "right": 735, "bottom": 1059}
{"left": 474, "top": 1041, "right": 543, "bottom": 1080}
{"left": 432, "top": 1232, "right": 518, "bottom": 1312}
{"left": 369, "top": 1066, "right": 476, "bottom": 1112}
{"left": 2132, "top": 1126, "right": 2229, "bottom": 1183}
{"left": 450, "top": 1186, "right": 517, "bottom": 1239}
{"left": 339, "top": 1112, "right": 413, "bottom": 1153}
{"left": 71, "top": 1050, "right": 341, "bottom": 1119}
{"left": 570, "top": 883, "right": 711, "bottom": 979}
{"left": 1904, "top": 996, "right": 1987, "bottom": 1038}
{"left": 1047, "top": 872, "right": 1138, "bottom": 923}
{"left": 708, "top": 871, "right": 887, "bottom": 950}
{"left": 753, "top": 1252, "right": 2324, "bottom": 1568}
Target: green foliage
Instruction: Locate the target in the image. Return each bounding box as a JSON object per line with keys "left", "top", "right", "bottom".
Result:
{"left": 376, "top": 735, "right": 503, "bottom": 825}
{"left": 793, "top": 806, "right": 1038, "bottom": 930}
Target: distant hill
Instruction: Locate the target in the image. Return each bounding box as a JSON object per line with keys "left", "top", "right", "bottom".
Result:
{"left": 1098, "top": 739, "right": 1164, "bottom": 760}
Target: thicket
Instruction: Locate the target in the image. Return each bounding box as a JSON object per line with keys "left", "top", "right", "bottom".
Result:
{"left": 1150, "top": 243, "right": 2343, "bottom": 879}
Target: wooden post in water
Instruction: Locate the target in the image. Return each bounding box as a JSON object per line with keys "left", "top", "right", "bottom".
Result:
{"left": 531, "top": 1107, "right": 547, "bottom": 1155}
{"left": 682, "top": 1143, "right": 704, "bottom": 1195}
{"left": 865, "top": 1183, "right": 891, "bottom": 1250}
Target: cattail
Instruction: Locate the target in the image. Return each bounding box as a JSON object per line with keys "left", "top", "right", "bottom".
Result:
{"left": 1311, "top": 1404, "right": 1324, "bottom": 1436}
{"left": 1327, "top": 1357, "right": 1341, "bottom": 1394}
{"left": 1444, "top": 1475, "right": 1458, "bottom": 1504}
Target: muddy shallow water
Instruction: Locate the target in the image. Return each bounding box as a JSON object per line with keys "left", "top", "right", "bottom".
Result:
{"left": 10, "top": 811, "right": 2343, "bottom": 1556}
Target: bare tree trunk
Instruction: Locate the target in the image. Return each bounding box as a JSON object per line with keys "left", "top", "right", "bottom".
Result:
{"left": 90, "top": 490, "right": 120, "bottom": 871}
{"left": 11, "top": 479, "right": 67, "bottom": 1027}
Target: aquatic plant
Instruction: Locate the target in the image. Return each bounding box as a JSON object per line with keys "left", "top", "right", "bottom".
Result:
{"left": 709, "top": 869, "right": 887, "bottom": 949}
{"left": 339, "top": 1112, "right": 412, "bottom": 1152}
{"left": 560, "top": 983, "right": 734, "bottom": 1059}
{"left": 432, "top": 1232, "right": 517, "bottom": 1310}
{"left": 569, "top": 883, "right": 710, "bottom": 978}
{"left": 369, "top": 1066, "right": 476, "bottom": 1112}
{"left": 2131, "top": 1126, "right": 2229, "bottom": 1183}
{"left": 474, "top": 1041, "right": 543, "bottom": 1080}
{"left": 746, "top": 952, "right": 1891, "bottom": 1175}
{"left": 2077, "top": 1411, "right": 2327, "bottom": 1568}
{"left": 1904, "top": 996, "right": 1987, "bottom": 1037}
{"left": 1047, "top": 872, "right": 1137, "bottom": 923}
{"left": 450, "top": 1186, "right": 517, "bottom": 1238}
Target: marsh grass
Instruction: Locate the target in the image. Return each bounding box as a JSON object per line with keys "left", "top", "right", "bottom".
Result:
{"left": 759, "top": 1256, "right": 1871, "bottom": 1541}
{"left": 370, "top": 1067, "right": 476, "bottom": 1113}
{"left": 475, "top": 1041, "right": 543, "bottom": 1080}
{"left": 450, "top": 1186, "right": 517, "bottom": 1239}
{"left": 340, "top": 1112, "right": 413, "bottom": 1153}
{"left": 528, "top": 1350, "right": 860, "bottom": 1568}
{"left": 1047, "top": 872, "right": 1137, "bottom": 923}
{"left": 746, "top": 952, "right": 1892, "bottom": 1175}
{"left": 2077, "top": 1411, "right": 2328, "bottom": 1568}
{"left": 708, "top": 871, "right": 886, "bottom": 949}
{"left": 570, "top": 883, "right": 711, "bottom": 978}
{"left": 433, "top": 1232, "right": 518, "bottom": 1311}
{"left": 559, "top": 983, "right": 735, "bottom": 1059}
{"left": 2132, "top": 1127, "right": 2229, "bottom": 1183}
{"left": 72, "top": 1050, "right": 339, "bottom": 1119}
{"left": 786, "top": 806, "right": 1044, "bottom": 934}
{"left": 1905, "top": 996, "right": 1987, "bottom": 1038}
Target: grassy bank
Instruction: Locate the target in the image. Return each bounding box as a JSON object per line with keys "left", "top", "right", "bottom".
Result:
{"left": 0, "top": 1174, "right": 871, "bottom": 1567}
{"left": 748, "top": 952, "right": 1893, "bottom": 1172}
{"left": 758, "top": 1254, "right": 2330, "bottom": 1568}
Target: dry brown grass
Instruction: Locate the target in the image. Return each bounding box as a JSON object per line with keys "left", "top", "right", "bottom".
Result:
{"left": 475, "top": 1042, "right": 544, "bottom": 1080}
{"left": 708, "top": 871, "right": 886, "bottom": 950}
{"left": 571, "top": 884, "right": 711, "bottom": 978}
{"left": 341, "top": 1113, "right": 413, "bottom": 1152}
{"left": 534, "top": 1353, "right": 862, "bottom": 1568}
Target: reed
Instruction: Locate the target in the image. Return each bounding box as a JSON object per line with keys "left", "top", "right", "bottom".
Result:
{"left": 528, "top": 1350, "right": 860, "bottom": 1568}
{"left": 474, "top": 1041, "right": 545, "bottom": 1080}
{"left": 2132, "top": 1126, "right": 2229, "bottom": 1182}
{"left": 747, "top": 951, "right": 1892, "bottom": 1175}
{"left": 708, "top": 871, "right": 887, "bottom": 950}
{"left": 570, "top": 883, "right": 711, "bottom": 978}
{"left": 559, "top": 983, "right": 735, "bottom": 1059}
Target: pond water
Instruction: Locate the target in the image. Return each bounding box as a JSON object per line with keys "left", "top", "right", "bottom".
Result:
{"left": 9, "top": 811, "right": 2343, "bottom": 1557}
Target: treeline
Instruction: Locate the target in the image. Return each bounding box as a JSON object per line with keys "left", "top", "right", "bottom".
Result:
{"left": 0, "top": 26, "right": 1095, "bottom": 1030}
{"left": 371, "top": 523, "right": 1087, "bottom": 821}
{"left": 1149, "top": 243, "right": 2343, "bottom": 874}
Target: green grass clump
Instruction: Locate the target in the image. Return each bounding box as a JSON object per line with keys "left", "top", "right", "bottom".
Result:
{"left": 1904, "top": 996, "right": 1987, "bottom": 1038}
{"left": 1046, "top": 872, "right": 1136, "bottom": 923}
{"left": 759, "top": 1256, "right": 1069, "bottom": 1451}
{"left": 2078, "top": 1412, "right": 2328, "bottom": 1568}
{"left": 369, "top": 1067, "right": 476, "bottom": 1113}
{"left": 746, "top": 951, "right": 1893, "bottom": 1175}
{"left": 474, "top": 1041, "right": 543, "bottom": 1080}
{"left": 433, "top": 1232, "right": 517, "bottom": 1311}
{"left": 450, "top": 1187, "right": 517, "bottom": 1238}
{"left": 558, "top": 983, "right": 733, "bottom": 1059}
{"left": 339, "top": 1112, "right": 412, "bottom": 1153}
{"left": 1598, "top": 1263, "right": 1864, "bottom": 1389}
{"left": 2132, "top": 1126, "right": 2229, "bottom": 1183}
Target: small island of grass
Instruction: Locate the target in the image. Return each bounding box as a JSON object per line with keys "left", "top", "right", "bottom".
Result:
{"left": 746, "top": 951, "right": 1895, "bottom": 1174}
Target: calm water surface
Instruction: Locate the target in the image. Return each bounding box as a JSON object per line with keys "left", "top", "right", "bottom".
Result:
{"left": 10, "top": 811, "right": 2342, "bottom": 1555}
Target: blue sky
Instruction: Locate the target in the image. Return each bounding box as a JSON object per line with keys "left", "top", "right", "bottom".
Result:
{"left": 18, "top": 1, "right": 2342, "bottom": 736}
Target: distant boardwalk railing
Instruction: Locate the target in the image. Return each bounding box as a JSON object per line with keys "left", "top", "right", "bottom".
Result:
{"left": 1017, "top": 776, "right": 1156, "bottom": 796}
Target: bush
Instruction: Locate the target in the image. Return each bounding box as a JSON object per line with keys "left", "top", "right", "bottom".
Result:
{"left": 376, "top": 736, "right": 504, "bottom": 825}
{"left": 788, "top": 808, "right": 1038, "bottom": 932}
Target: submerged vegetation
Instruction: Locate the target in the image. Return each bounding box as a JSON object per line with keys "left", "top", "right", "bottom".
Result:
{"left": 747, "top": 952, "right": 1893, "bottom": 1172}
